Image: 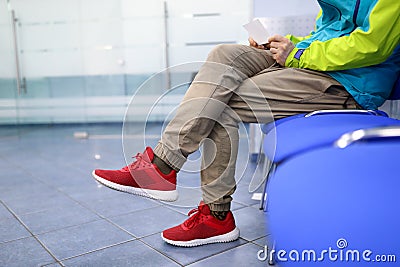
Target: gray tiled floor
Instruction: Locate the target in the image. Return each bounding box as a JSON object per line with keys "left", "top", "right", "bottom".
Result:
{"left": 0, "top": 123, "right": 270, "bottom": 266}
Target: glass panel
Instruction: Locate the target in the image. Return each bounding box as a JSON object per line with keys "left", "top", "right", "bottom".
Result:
{"left": 7, "top": 0, "right": 128, "bottom": 125}
{"left": 0, "top": 0, "right": 18, "bottom": 130}
{"left": 7, "top": 0, "right": 167, "bottom": 125}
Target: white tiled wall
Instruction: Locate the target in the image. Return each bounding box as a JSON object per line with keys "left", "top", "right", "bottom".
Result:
{"left": 254, "top": 0, "right": 319, "bottom": 37}
{"left": 254, "top": 0, "right": 320, "bottom": 18}
{"left": 258, "top": 15, "right": 317, "bottom": 38}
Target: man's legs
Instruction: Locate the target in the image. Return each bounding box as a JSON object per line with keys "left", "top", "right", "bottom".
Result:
{"left": 161, "top": 57, "right": 358, "bottom": 246}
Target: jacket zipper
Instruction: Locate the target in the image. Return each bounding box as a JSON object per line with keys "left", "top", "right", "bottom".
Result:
{"left": 352, "top": 0, "right": 361, "bottom": 31}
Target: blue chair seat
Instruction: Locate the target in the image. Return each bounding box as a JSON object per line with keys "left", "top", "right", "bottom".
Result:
{"left": 266, "top": 127, "right": 400, "bottom": 266}
{"left": 263, "top": 113, "right": 400, "bottom": 163}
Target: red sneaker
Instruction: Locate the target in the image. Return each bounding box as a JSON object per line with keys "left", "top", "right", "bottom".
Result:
{"left": 161, "top": 201, "right": 240, "bottom": 247}
{"left": 92, "top": 147, "right": 178, "bottom": 201}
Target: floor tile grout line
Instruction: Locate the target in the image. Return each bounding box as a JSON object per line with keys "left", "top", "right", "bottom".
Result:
{"left": 134, "top": 237, "right": 185, "bottom": 267}
{"left": 240, "top": 234, "right": 273, "bottom": 248}
{"left": 56, "top": 234, "right": 184, "bottom": 267}
{"left": 136, "top": 233, "right": 250, "bottom": 267}
{"left": 40, "top": 261, "right": 64, "bottom": 267}
{"left": 37, "top": 192, "right": 141, "bottom": 238}
{"left": 80, "top": 220, "right": 252, "bottom": 267}
{"left": 0, "top": 235, "right": 32, "bottom": 246}
{"left": 56, "top": 238, "right": 137, "bottom": 263}
{"left": 184, "top": 241, "right": 251, "bottom": 266}
{"left": 1, "top": 197, "right": 114, "bottom": 238}
{"left": 0, "top": 200, "right": 62, "bottom": 265}
{"left": 62, "top": 193, "right": 167, "bottom": 237}
{"left": 34, "top": 218, "right": 105, "bottom": 238}
{"left": 249, "top": 234, "right": 271, "bottom": 248}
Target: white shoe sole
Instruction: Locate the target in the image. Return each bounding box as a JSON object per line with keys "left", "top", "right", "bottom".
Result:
{"left": 92, "top": 170, "right": 178, "bottom": 202}
{"left": 161, "top": 227, "right": 240, "bottom": 247}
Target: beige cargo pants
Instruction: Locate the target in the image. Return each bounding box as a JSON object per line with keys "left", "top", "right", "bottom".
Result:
{"left": 153, "top": 44, "right": 359, "bottom": 211}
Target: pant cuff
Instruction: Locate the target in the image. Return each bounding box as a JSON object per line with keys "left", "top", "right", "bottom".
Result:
{"left": 153, "top": 142, "right": 186, "bottom": 171}
{"left": 207, "top": 202, "right": 231, "bottom": 212}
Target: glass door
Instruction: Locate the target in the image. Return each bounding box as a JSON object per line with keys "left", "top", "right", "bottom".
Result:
{"left": 2, "top": 0, "right": 137, "bottom": 127}
{"left": 0, "top": 0, "right": 20, "bottom": 130}
{"left": 6, "top": 0, "right": 84, "bottom": 125}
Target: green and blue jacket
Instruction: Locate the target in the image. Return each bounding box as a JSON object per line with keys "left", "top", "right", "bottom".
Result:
{"left": 285, "top": 0, "right": 400, "bottom": 109}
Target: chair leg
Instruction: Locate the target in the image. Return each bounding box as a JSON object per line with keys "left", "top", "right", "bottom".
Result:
{"left": 249, "top": 132, "right": 268, "bottom": 193}
{"left": 260, "top": 163, "right": 275, "bottom": 211}
{"left": 259, "top": 174, "right": 268, "bottom": 210}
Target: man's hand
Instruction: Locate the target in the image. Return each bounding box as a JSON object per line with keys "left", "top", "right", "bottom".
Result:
{"left": 268, "top": 35, "right": 295, "bottom": 66}
{"left": 248, "top": 37, "right": 267, "bottom": 50}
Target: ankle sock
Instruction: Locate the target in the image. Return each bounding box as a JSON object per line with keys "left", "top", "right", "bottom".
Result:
{"left": 210, "top": 210, "right": 228, "bottom": 221}
{"left": 153, "top": 155, "right": 173, "bottom": 175}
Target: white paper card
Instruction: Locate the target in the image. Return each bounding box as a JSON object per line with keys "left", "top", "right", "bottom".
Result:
{"left": 243, "top": 19, "right": 270, "bottom": 45}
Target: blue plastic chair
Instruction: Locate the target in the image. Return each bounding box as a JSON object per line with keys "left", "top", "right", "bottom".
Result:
{"left": 259, "top": 75, "right": 400, "bottom": 210}
{"left": 266, "top": 126, "right": 400, "bottom": 266}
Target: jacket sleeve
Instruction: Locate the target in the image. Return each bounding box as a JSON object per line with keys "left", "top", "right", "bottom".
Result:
{"left": 285, "top": 0, "right": 400, "bottom": 71}
{"left": 284, "top": 10, "right": 322, "bottom": 45}
{"left": 285, "top": 33, "right": 311, "bottom": 45}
